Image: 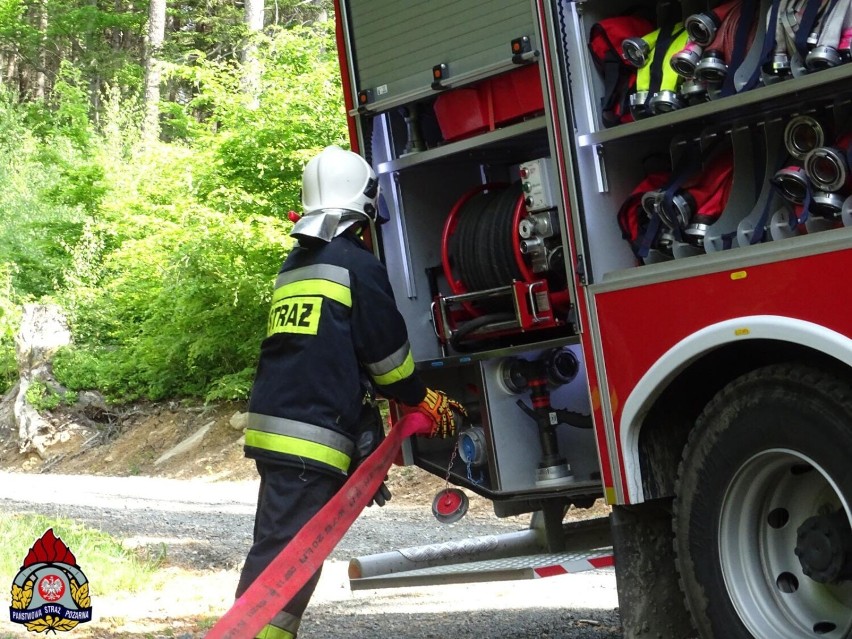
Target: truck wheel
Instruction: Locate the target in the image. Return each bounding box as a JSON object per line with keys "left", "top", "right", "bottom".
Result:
{"left": 674, "top": 364, "right": 852, "bottom": 639}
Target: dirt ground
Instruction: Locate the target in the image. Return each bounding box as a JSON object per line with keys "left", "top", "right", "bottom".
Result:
{"left": 0, "top": 398, "right": 612, "bottom": 516}
{"left": 0, "top": 401, "right": 614, "bottom": 639}
{"left": 0, "top": 400, "right": 484, "bottom": 509}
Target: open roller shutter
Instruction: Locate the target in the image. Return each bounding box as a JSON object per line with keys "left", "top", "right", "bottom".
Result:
{"left": 345, "top": 0, "right": 537, "bottom": 112}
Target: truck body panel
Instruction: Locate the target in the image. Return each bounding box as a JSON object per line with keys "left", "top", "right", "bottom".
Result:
{"left": 335, "top": 0, "right": 852, "bottom": 635}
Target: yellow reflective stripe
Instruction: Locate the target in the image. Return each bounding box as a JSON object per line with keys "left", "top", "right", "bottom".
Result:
{"left": 245, "top": 429, "right": 351, "bottom": 472}
{"left": 272, "top": 279, "right": 351, "bottom": 308}
{"left": 256, "top": 625, "right": 295, "bottom": 639}
{"left": 371, "top": 350, "right": 416, "bottom": 386}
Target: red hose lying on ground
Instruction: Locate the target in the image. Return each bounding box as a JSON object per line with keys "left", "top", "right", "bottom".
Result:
{"left": 205, "top": 411, "right": 434, "bottom": 639}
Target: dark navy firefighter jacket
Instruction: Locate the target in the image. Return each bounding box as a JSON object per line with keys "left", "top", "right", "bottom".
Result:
{"left": 245, "top": 231, "right": 427, "bottom": 477}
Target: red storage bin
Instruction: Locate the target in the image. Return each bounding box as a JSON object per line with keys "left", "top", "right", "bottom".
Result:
{"left": 491, "top": 64, "right": 543, "bottom": 126}
{"left": 433, "top": 88, "right": 489, "bottom": 141}
{"left": 434, "top": 65, "right": 544, "bottom": 142}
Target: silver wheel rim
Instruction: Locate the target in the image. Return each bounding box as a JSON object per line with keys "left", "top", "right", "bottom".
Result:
{"left": 720, "top": 449, "right": 852, "bottom": 638}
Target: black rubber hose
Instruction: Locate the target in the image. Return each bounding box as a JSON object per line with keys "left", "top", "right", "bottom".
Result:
{"left": 449, "top": 312, "right": 516, "bottom": 352}
{"left": 456, "top": 192, "right": 490, "bottom": 291}
{"left": 451, "top": 187, "right": 523, "bottom": 293}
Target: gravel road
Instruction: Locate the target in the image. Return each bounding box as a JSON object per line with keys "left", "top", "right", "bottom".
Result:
{"left": 0, "top": 472, "right": 621, "bottom": 638}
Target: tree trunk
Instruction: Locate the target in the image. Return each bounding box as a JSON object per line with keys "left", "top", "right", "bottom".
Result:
{"left": 11, "top": 304, "right": 72, "bottom": 458}
{"left": 35, "top": 0, "right": 47, "bottom": 101}
{"left": 241, "top": 0, "right": 264, "bottom": 107}
{"left": 143, "top": 0, "right": 166, "bottom": 141}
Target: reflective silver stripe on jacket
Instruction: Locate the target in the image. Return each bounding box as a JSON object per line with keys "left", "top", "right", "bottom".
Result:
{"left": 275, "top": 264, "right": 351, "bottom": 290}
{"left": 364, "top": 341, "right": 412, "bottom": 379}
{"left": 246, "top": 413, "right": 355, "bottom": 458}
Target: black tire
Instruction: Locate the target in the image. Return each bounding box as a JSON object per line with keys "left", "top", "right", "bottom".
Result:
{"left": 674, "top": 363, "right": 852, "bottom": 639}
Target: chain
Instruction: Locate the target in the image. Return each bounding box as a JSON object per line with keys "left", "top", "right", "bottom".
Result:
{"left": 443, "top": 442, "right": 459, "bottom": 491}
{"left": 466, "top": 460, "right": 484, "bottom": 486}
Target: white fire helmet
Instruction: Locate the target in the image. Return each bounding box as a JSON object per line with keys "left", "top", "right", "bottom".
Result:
{"left": 290, "top": 145, "right": 380, "bottom": 242}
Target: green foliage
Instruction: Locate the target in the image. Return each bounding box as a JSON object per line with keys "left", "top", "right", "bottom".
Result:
{"left": 56, "top": 199, "right": 292, "bottom": 402}
{"left": 0, "top": 514, "right": 159, "bottom": 596}
{"left": 43, "top": 161, "right": 108, "bottom": 215}
{"left": 0, "top": 0, "right": 147, "bottom": 117}
{"left": 50, "top": 61, "right": 93, "bottom": 147}
{"left": 24, "top": 380, "right": 77, "bottom": 410}
{"left": 183, "top": 22, "right": 349, "bottom": 218}
{"left": 0, "top": 88, "right": 88, "bottom": 299}
{"left": 4, "top": 14, "right": 349, "bottom": 403}
{"left": 0, "top": 264, "right": 20, "bottom": 394}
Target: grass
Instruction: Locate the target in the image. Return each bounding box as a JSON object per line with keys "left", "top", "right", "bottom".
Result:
{"left": 0, "top": 513, "right": 160, "bottom": 596}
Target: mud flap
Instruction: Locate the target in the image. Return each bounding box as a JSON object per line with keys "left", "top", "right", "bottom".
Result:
{"left": 611, "top": 500, "right": 697, "bottom": 639}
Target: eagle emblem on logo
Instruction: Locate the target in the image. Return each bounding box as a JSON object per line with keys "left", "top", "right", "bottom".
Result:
{"left": 9, "top": 528, "right": 93, "bottom": 633}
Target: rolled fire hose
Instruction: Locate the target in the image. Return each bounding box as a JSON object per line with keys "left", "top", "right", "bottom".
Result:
{"left": 686, "top": 0, "right": 743, "bottom": 46}
{"left": 623, "top": 27, "right": 662, "bottom": 68}
{"left": 205, "top": 411, "right": 434, "bottom": 639}
{"left": 768, "top": 0, "right": 795, "bottom": 76}
{"left": 805, "top": 132, "right": 852, "bottom": 214}
{"left": 672, "top": 0, "right": 743, "bottom": 79}
{"left": 694, "top": 2, "right": 743, "bottom": 84}
{"left": 696, "top": 1, "right": 759, "bottom": 89}
{"left": 770, "top": 115, "right": 826, "bottom": 204}
{"left": 780, "top": 0, "right": 832, "bottom": 71}
{"left": 631, "top": 26, "right": 688, "bottom": 116}
{"left": 650, "top": 30, "right": 691, "bottom": 113}
{"left": 807, "top": 0, "right": 852, "bottom": 69}
{"left": 772, "top": 0, "right": 832, "bottom": 76}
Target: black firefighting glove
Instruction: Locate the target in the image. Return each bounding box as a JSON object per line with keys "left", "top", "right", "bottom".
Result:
{"left": 350, "top": 403, "right": 392, "bottom": 507}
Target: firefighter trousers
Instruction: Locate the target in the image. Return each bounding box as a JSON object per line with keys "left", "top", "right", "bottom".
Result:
{"left": 236, "top": 460, "right": 345, "bottom": 638}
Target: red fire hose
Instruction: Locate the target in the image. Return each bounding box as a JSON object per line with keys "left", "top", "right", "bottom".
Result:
{"left": 205, "top": 412, "right": 434, "bottom": 639}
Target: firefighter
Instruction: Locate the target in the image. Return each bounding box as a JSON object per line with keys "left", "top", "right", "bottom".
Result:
{"left": 235, "top": 145, "right": 465, "bottom": 639}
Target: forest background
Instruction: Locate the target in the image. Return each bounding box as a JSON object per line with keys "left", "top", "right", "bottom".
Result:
{"left": 0, "top": 0, "right": 345, "bottom": 404}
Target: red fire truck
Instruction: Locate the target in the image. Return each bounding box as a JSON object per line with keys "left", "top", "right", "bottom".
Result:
{"left": 332, "top": 1, "right": 852, "bottom": 637}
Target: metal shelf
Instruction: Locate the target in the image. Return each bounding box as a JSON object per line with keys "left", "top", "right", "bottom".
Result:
{"left": 376, "top": 116, "right": 548, "bottom": 175}
{"left": 577, "top": 64, "right": 852, "bottom": 148}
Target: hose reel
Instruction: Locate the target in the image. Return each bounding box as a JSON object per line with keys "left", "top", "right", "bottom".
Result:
{"left": 445, "top": 185, "right": 526, "bottom": 302}
{"left": 435, "top": 183, "right": 569, "bottom": 351}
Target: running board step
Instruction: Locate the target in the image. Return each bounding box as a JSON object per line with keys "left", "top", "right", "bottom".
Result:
{"left": 349, "top": 516, "right": 613, "bottom": 590}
